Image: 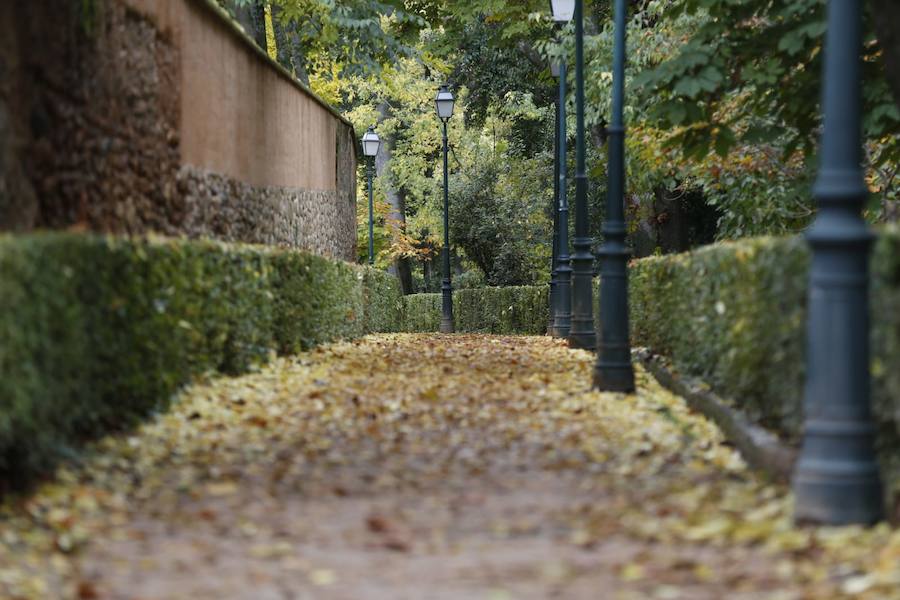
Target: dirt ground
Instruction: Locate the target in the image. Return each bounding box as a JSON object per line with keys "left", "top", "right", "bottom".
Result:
{"left": 1, "top": 335, "right": 898, "bottom": 599}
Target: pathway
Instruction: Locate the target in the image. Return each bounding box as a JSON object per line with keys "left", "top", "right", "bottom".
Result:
{"left": 1, "top": 335, "right": 898, "bottom": 599}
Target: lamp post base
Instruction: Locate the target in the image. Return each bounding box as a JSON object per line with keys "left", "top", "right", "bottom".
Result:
{"left": 793, "top": 446, "right": 883, "bottom": 526}
{"left": 593, "top": 360, "right": 635, "bottom": 393}
{"left": 568, "top": 332, "right": 596, "bottom": 351}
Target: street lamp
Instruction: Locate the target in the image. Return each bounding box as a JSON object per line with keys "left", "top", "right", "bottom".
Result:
{"left": 567, "top": 0, "right": 596, "bottom": 350}
{"left": 792, "top": 0, "right": 883, "bottom": 525}
{"left": 361, "top": 126, "right": 381, "bottom": 266}
{"left": 549, "top": 0, "right": 575, "bottom": 22}
{"left": 548, "top": 2, "right": 573, "bottom": 338}
{"left": 549, "top": 61, "right": 560, "bottom": 335}
{"left": 593, "top": 0, "right": 635, "bottom": 392}
{"left": 435, "top": 84, "right": 455, "bottom": 333}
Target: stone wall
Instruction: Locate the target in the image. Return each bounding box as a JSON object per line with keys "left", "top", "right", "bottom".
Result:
{"left": 179, "top": 167, "right": 356, "bottom": 259}
{"left": 0, "top": 0, "right": 357, "bottom": 261}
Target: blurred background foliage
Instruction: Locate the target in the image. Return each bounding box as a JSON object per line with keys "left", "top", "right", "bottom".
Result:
{"left": 220, "top": 0, "right": 899, "bottom": 292}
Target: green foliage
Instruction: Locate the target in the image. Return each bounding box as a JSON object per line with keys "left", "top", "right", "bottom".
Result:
{"left": 635, "top": 0, "right": 898, "bottom": 163}
{"left": 449, "top": 149, "right": 552, "bottom": 286}
{"left": 625, "top": 0, "right": 899, "bottom": 238}
{"left": 362, "top": 267, "right": 404, "bottom": 333}
{"left": 630, "top": 231, "right": 900, "bottom": 479}
{"left": 270, "top": 251, "right": 364, "bottom": 354}
{"left": 399, "top": 293, "right": 442, "bottom": 333}
{"left": 400, "top": 285, "right": 549, "bottom": 335}
{"left": 454, "top": 286, "right": 549, "bottom": 334}
{"left": 0, "top": 233, "right": 402, "bottom": 488}
{"left": 630, "top": 236, "right": 810, "bottom": 433}
{"left": 233, "top": 0, "right": 425, "bottom": 79}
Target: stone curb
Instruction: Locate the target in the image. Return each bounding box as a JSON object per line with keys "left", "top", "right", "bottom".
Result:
{"left": 635, "top": 349, "right": 798, "bottom": 483}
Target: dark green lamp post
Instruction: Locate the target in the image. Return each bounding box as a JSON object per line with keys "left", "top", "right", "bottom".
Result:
{"left": 361, "top": 126, "right": 382, "bottom": 266}
{"left": 593, "top": 0, "right": 635, "bottom": 392}
{"left": 435, "top": 84, "right": 456, "bottom": 334}
{"left": 549, "top": 0, "right": 574, "bottom": 338}
{"left": 549, "top": 59, "right": 560, "bottom": 335}
{"left": 792, "top": 0, "right": 883, "bottom": 525}
{"left": 567, "top": 0, "right": 596, "bottom": 350}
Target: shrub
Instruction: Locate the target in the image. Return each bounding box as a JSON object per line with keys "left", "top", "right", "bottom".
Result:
{"left": 401, "top": 293, "right": 442, "bottom": 333}
{"left": 629, "top": 230, "right": 900, "bottom": 492}
{"left": 0, "top": 233, "right": 403, "bottom": 487}
{"left": 401, "top": 286, "right": 549, "bottom": 335}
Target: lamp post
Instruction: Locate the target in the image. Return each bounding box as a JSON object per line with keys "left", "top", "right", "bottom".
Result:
{"left": 791, "top": 0, "right": 883, "bottom": 525}
{"left": 435, "top": 84, "right": 456, "bottom": 334}
{"left": 567, "top": 0, "right": 596, "bottom": 350}
{"left": 549, "top": 1, "right": 574, "bottom": 338}
{"left": 361, "top": 126, "right": 382, "bottom": 265}
{"left": 593, "top": 0, "right": 635, "bottom": 392}
{"left": 549, "top": 59, "right": 561, "bottom": 335}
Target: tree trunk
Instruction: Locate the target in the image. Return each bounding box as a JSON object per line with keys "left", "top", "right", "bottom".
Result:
{"left": 871, "top": 0, "right": 900, "bottom": 107}
{"left": 375, "top": 102, "right": 414, "bottom": 294}
{"left": 270, "top": 6, "right": 310, "bottom": 85}
{"left": 230, "top": 1, "right": 267, "bottom": 51}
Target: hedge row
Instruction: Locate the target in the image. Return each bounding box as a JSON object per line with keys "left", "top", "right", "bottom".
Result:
{"left": 399, "top": 286, "right": 549, "bottom": 334}
{"left": 398, "top": 233, "right": 900, "bottom": 487}
{"left": 0, "top": 233, "right": 399, "bottom": 486}
{"left": 630, "top": 229, "right": 900, "bottom": 485}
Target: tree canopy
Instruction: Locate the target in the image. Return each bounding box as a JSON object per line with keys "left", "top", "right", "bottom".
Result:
{"left": 222, "top": 0, "right": 900, "bottom": 287}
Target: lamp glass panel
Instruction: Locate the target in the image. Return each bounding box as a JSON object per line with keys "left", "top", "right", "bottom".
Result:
{"left": 435, "top": 88, "right": 455, "bottom": 120}
{"left": 549, "top": 0, "right": 575, "bottom": 22}
{"left": 362, "top": 131, "right": 380, "bottom": 157}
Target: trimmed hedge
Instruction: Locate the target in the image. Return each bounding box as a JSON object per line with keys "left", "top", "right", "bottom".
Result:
{"left": 362, "top": 268, "right": 404, "bottom": 334}
{"left": 454, "top": 286, "right": 549, "bottom": 334}
{"left": 400, "top": 286, "right": 549, "bottom": 334}
{"left": 7, "top": 229, "right": 899, "bottom": 494}
{"left": 630, "top": 236, "right": 810, "bottom": 434}
{"left": 0, "top": 233, "right": 401, "bottom": 486}
{"left": 397, "top": 234, "right": 900, "bottom": 491}
{"left": 630, "top": 229, "right": 900, "bottom": 490}
{"left": 401, "top": 293, "right": 442, "bottom": 333}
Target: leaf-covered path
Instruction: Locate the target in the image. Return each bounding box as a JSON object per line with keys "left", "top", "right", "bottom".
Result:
{"left": 2, "top": 334, "right": 898, "bottom": 599}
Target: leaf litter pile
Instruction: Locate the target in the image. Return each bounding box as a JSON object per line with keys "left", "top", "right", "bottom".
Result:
{"left": 1, "top": 334, "right": 898, "bottom": 599}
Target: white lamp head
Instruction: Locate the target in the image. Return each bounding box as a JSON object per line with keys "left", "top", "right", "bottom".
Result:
{"left": 435, "top": 84, "right": 455, "bottom": 121}
{"left": 549, "top": 0, "right": 575, "bottom": 23}
{"left": 362, "top": 126, "right": 381, "bottom": 158}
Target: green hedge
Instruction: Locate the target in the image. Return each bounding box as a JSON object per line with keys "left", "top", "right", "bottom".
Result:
{"left": 629, "top": 229, "right": 900, "bottom": 488}
{"left": 400, "top": 286, "right": 549, "bottom": 334}
{"left": 401, "top": 293, "right": 442, "bottom": 332}
{"left": 0, "top": 233, "right": 401, "bottom": 486}
{"left": 630, "top": 236, "right": 810, "bottom": 434}
{"left": 454, "top": 286, "right": 549, "bottom": 334}
{"left": 362, "top": 268, "right": 404, "bottom": 334}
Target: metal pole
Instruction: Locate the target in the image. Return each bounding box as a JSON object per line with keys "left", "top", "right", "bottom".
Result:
{"left": 792, "top": 0, "right": 883, "bottom": 525}
{"left": 594, "top": 0, "right": 635, "bottom": 392}
{"left": 549, "top": 79, "right": 561, "bottom": 335}
{"left": 368, "top": 158, "right": 375, "bottom": 265}
{"left": 440, "top": 119, "right": 455, "bottom": 334}
{"left": 568, "top": 0, "right": 596, "bottom": 350}
{"left": 554, "top": 58, "right": 572, "bottom": 339}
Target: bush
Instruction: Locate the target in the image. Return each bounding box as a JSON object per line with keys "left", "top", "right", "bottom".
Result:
{"left": 454, "top": 286, "right": 548, "bottom": 334}
{"left": 401, "top": 285, "right": 549, "bottom": 334}
{"left": 362, "top": 268, "right": 404, "bottom": 334}
{"left": 629, "top": 230, "right": 900, "bottom": 491}
{"left": 401, "top": 293, "right": 442, "bottom": 333}
{"left": 271, "top": 251, "right": 364, "bottom": 354}
{"left": 0, "top": 233, "right": 402, "bottom": 487}
{"left": 630, "top": 236, "right": 810, "bottom": 434}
